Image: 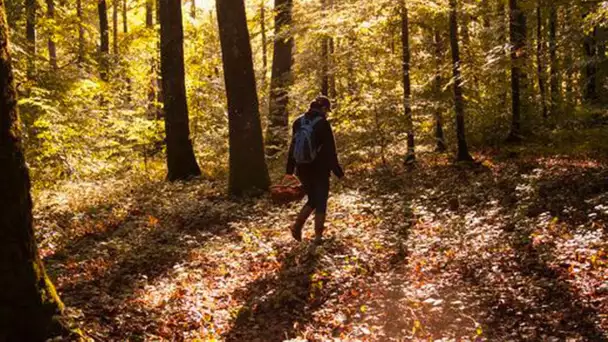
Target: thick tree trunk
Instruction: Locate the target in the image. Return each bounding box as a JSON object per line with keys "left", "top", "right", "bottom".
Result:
{"left": 449, "top": 0, "right": 473, "bottom": 162}
{"left": 400, "top": 0, "right": 415, "bottom": 163}
{"left": 433, "top": 28, "right": 447, "bottom": 152}
{"left": 507, "top": 0, "right": 526, "bottom": 142}
{"left": 548, "top": 3, "right": 558, "bottom": 114}
{"left": 46, "top": 0, "right": 57, "bottom": 69}
{"left": 77, "top": 0, "right": 85, "bottom": 64}
{"left": 159, "top": 0, "right": 201, "bottom": 181}
{"left": 536, "top": 1, "right": 547, "bottom": 119}
{"left": 216, "top": 0, "right": 270, "bottom": 195}
{"left": 0, "top": 3, "right": 68, "bottom": 339}
{"left": 25, "top": 0, "right": 35, "bottom": 78}
{"left": 98, "top": 0, "right": 110, "bottom": 80}
{"left": 265, "top": 0, "right": 293, "bottom": 154}
{"left": 112, "top": 0, "right": 118, "bottom": 55}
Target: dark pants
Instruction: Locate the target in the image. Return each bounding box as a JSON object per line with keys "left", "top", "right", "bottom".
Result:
{"left": 298, "top": 174, "right": 330, "bottom": 214}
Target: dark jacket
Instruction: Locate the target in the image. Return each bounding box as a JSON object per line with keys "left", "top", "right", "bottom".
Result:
{"left": 286, "top": 109, "right": 344, "bottom": 179}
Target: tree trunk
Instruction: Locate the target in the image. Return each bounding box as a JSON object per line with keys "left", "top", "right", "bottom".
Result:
{"left": 400, "top": 0, "right": 415, "bottom": 163}
{"left": 77, "top": 0, "right": 85, "bottom": 64}
{"left": 507, "top": 0, "right": 526, "bottom": 142}
{"left": 0, "top": 3, "right": 69, "bottom": 339}
{"left": 123, "top": 0, "right": 131, "bottom": 103}
{"left": 145, "top": 0, "right": 153, "bottom": 27}
{"left": 265, "top": 0, "right": 293, "bottom": 155}
{"left": 497, "top": 0, "right": 508, "bottom": 110}
{"left": 449, "top": 0, "right": 473, "bottom": 162}
{"left": 155, "top": 0, "right": 163, "bottom": 117}
{"left": 548, "top": 3, "right": 558, "bottom": 114}
{"left": 536, "top": 1, "right": 547, "bottom": 119}
{"left": 46, "top": 0, "right": 57, "bottom": 69}
{"left": 433, "top": 27, "right": 447, "bottom": 152}
{"left": 25, "top": 0, "right": 35, "bottom": 78}
{"left": 112, "top": 0, "right": 118, "bottom": 55}
{"left": 122, "top": 0, "right": 127, "bottom": 33}
{"left": 190, "top": 0, "right": 195, "bottom": 19}
{"left": 159, "top": 0, "right": 201, "bottom": 181}
{"left": 583, "top": 23, "right": 598, "bottom": 103}
{"left": 260, "top": 1, "right": 267, "bottom": 85}
{"left": 216, "top": 0, "right": 270, "bottom": 195}
{"left": 98, "top": 0, "right": 110, "bottom": 80}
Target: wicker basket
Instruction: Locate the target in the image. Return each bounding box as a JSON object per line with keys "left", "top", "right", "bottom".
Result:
{"left": 270, "top": 178, "right": 306, "bottom": 205}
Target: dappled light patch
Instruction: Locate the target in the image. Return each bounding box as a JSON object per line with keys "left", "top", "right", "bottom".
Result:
{"left": 35, "top": 148, "right": 608, "bottom": 340}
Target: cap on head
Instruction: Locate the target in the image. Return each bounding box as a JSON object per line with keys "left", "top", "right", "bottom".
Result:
{"left": 312, "top": 96, "right": 332, "bottom": 112}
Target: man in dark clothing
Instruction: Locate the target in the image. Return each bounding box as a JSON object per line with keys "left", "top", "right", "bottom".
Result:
{"left": 285, "top": 96, "right": 344, "bottom": 243}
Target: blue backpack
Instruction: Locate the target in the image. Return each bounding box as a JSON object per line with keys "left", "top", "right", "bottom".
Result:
{"left": 293, "top": 116, "right": 323, "bottom": 164}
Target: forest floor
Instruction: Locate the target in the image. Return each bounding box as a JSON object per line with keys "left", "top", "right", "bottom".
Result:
{"left": 38, "top": 142, "right": 608, "bottom": 341}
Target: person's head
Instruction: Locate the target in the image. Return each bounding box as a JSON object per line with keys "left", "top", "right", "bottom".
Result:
{"left": 309, "top": 96, "right": 332, "bottom": 115}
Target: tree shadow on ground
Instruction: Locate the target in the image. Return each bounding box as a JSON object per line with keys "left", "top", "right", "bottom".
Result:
{"left": 224, "top": 239, "right": 350, "bottom": 342}
{"left": 44, "top": 180, "right": 262, "bottom": 338}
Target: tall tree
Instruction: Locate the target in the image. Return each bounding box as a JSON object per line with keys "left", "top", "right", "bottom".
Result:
{"left": 265, "top": 0, "right": 294, "bottom": 154}
{"left": 145, "top": 0, "right": 153, "bottom": 27}
{"left": 159, "top": 0, "right": 201, "bottom": 180}
{"left": 433, "top": 27, "right": 447, "bottom": 152}
{"left": 77, "top": 0, "right": 85, "bottom": 64}
{"left": 216, "top": 0, "right": 270, "bottom": 195}
{"left": 0, "top": 2, "right": 69, "bottom": 339}
{"left": 98, "top": 0, "right": 110, "bottom": 80}
{"left": 449, "top": 0, "right": 473, "bottom": 161}
{"left": 112, "top": 0, "right": 118, "bottom": 55}
{"left": 46, "top": 0, "right": 57, "bottom": 69}
{"left": 400, "top": 0, "right": 415, "bottom": 163}
{"left": 582, "top": 11, "right": 598, "bottom": 103}
{"left": 122, "top": 0, "right": 127, "bottom": 33}
{"left": 535, "top": 0, "right": 547, "bottom": 118}
{"left": 320, "top": 0, "right": 330, "bottom": 96}
{"left": 190, "top": 0, "right": 195, "bottom": 19}
{"left": 507, "top": 0, "right": 526, "bottom": 142}
{"left": 25, "top": 0, "right": 35, "bottom": 78}
{"left": 548, "top": 3, "right": 559, "bottom": 114}
{"left": 260, "top": 1, "right": 267, "bottom": 85}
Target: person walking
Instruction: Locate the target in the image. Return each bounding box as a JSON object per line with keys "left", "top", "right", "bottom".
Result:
{"left": 285, "top": 96, "right": 344, "bottom": 243}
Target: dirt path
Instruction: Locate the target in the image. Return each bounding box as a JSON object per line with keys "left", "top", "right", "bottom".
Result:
{"left": 40, "top": 153, "right": 608, "bottom": 341}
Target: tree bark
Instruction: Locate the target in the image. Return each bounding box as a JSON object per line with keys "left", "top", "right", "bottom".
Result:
{"left": 400, "top": 0, "right": 415, "bottom": 163}
{"left": 25, "top": 0, "right": 35, "bottom": 78}
{"left": 0, "top": 3, "right": 69, "bottom": 339}
{"left": 320, "top": 0, "right": 330, "bottom": 96}
{"left": 216, "top": 0, "right": 270, "bottom": 195}
{"left": 122, "top": 0, "right": 127, "bottom": 33}
{"left": 507, "top": 0, "right": 526, "bottom": 142}
{"left": 98, "top": 0, "right": 110, "bottom": 80}
{"left": 112, "top": 0, "right": 118, "bottom": 55}
{"left": 46, "top": 0, "right": 57, "bottom": 69}
{"left": 449, "top": 0, "right": 473, "bottom": 162}
{"left": 77, "top": 0, "right": 85, "bottom": 64}
{"left": 548, "top": 3, "right": 558, "bottom": 114}
{"left": 145, "top": 0, "right": 153, "bottom": 27}
{"left": 260, "top": 1, "right": 267, "bottom": 85}
{"left": 265, "top": 0, "right": 293, "bottom": 154}
{"left": 190, "top": 0, "right": 195, "bottom": 19}
{"left": 433, "top": 27, "right": 447, "bottom": 152}
{"left": 583, "top": 22, "right": 598, "bottom": 103}
{"left": 536, "top": 1, "right": 547, "bottom": 119}
{"left": 159, "top": 0, "right": 201, "bottom": 181}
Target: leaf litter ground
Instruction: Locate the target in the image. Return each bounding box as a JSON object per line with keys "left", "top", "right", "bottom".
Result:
{"left": 38, "top": 150, "right": 608, "bottom": 341}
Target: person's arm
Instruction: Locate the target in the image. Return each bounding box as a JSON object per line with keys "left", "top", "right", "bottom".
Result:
{"left": 325, "top": 121, "right": 344, "bottom": 178}
{"left": 286, "top": 121, "right": 297, "bottom": 175}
